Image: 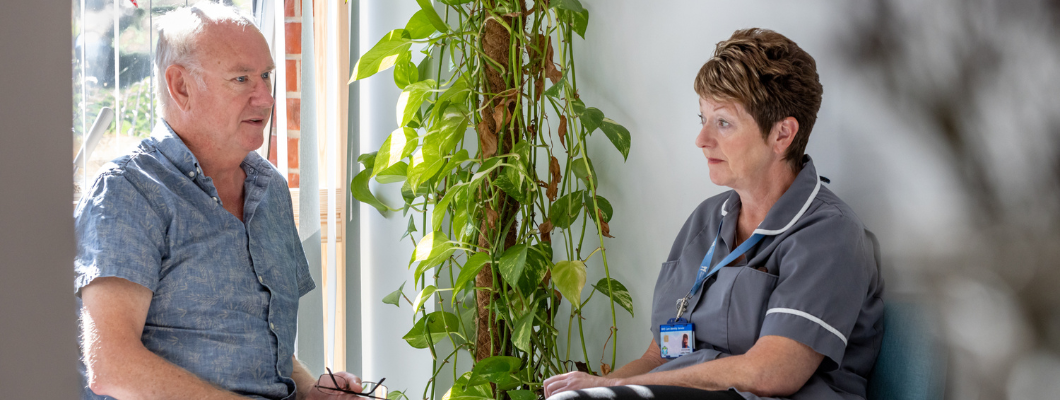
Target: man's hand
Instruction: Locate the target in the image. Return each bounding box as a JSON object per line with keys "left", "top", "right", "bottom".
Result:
{"left": 543, "top": 371, "right": 619, "bottom": 398}
{"left": 304, "top": 370, "right": 364, "bottom": 400}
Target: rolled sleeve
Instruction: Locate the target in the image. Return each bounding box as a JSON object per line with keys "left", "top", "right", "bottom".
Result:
{"left": 759, "top": 212, "right": 873, "bottom": 370}
{"left": 278, "top": 185, "right": 315, "bottom": 298}
{"left": 75, "top": 172, "right": 166, "bottom": 296}
{"left": 295, "top": 253, "right": 315, "bottom": 297}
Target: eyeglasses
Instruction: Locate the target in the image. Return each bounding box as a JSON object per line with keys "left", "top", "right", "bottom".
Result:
{"left": 314, "top": 367, "right": 388, "bottom": 399}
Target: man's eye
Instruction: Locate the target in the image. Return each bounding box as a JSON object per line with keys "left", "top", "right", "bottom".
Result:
{"left": 236, "top": 76, "right": 248, "bottom": 83}
{"left": 262, "top": 72, "right": 272, "bottom": 80}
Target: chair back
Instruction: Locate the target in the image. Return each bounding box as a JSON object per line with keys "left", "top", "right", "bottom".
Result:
{"left": 866, "top": 300, "right": 947, "bottom": 400}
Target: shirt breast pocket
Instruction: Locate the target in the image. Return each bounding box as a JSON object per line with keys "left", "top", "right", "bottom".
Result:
{"left": 726, "top": 267, "right": 778, "bottom": 354}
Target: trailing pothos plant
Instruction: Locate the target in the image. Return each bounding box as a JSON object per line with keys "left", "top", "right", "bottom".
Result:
{"left": 349, "top": 0, "right": 632, "bottom": 399}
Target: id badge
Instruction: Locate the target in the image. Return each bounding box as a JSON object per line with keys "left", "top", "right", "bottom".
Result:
{"left": 659, "top": 318, "right": 695, "bottom": 359}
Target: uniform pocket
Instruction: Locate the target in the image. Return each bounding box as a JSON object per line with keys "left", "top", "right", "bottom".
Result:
{"left": 726, "top": 267, "right": 779, "bottom": 354}
{"left": 650, "top": 260, "right": 685, "bottom": 341}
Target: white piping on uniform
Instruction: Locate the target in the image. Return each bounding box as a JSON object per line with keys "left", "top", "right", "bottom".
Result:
{"left": 766, "top": 307, "right": 848, "bottom": 345}
{"left": 717, "top": 174, "right": 822, "bottom": 236}
{"left": 754, "top": 175, "right": 821, "bottom": 235}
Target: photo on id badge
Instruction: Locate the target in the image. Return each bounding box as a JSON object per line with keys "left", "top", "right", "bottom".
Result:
{"left": 660, "top": 323, "right": 694, "bottom": 359}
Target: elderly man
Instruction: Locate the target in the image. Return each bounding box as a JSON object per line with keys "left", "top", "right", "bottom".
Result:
{"left": 75, "top": 3, "right": 362, "bottom": 399}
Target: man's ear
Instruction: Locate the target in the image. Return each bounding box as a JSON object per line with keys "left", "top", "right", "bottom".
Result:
{"left": 770, "top": 117, "right": 799, "bottom": 156}
{"left": 165, "top": 65, "right": 193, "bottom": 113}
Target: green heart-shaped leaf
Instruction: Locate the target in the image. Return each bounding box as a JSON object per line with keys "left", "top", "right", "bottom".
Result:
{"left": 375, "top": 161, "right": 408, "bottom": 184}
{"left": 402, "top": 311, "right": 461, "bottom": 349}
{"left": 382, "top": 281, "right": 405, "bottom": 307}
{"left": 351, "top": 29, "right": 412, "bottom": 82}
{"left": 581, "top": 107, "right": 604, "bottom": 134}
{"left": 511, "top": 304, "right": 538, "bottom": 353}
{"left": 549, "top": 191, "right": 584, "bottom": 229}
{"left": 351, "top": 168, "right": 388, "bottom": 215}
{"left": 396, "top": 79, "right": 435, "bottom": 127}
{"left": 498, "top": 244, "right": 529, "bottom": 287}
{"left": 454, "top": 252, "right": 490, "bottom": 295}
{"left": 592, "top": 277, "right": 634, "bottom": 317}
{"left": 600, "top": 118, "right": 631, "bottom": 161}
{"left": 412, "top": 285, "right": 437, "bottom": 313}
{"left": 403, "top": 10, "right": 437, "bottom": 40}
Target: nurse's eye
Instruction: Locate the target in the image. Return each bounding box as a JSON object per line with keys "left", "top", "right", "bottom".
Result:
{"left": 697, "top": 113, "right": 705, "bottom": 125}
{"left": 718, "top": 119, "right": 731, "bottom": 128}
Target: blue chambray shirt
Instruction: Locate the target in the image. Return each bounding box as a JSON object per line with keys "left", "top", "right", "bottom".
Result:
{"left": 75, "top": 120, "right": 316, "bottom": 400}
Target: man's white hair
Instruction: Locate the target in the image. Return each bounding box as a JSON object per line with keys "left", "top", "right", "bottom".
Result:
{"left": 155, "top": 1, "right": 258, "bottom": 116}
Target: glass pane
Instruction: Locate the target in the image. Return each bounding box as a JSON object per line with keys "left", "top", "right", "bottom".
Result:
{"left": 73, "top": 0, "right": 85, "bottom": 200}
{"left": 74, "top": 0, "right": 118, "bottom": 201}
{"left": 150, "top": 0, "right": 193, "bottom": 136}
{"left": 228, "top": 0, "right": 255, "bottom": 15}
{"left": 116, "top": 0, "right": 153, "bottom": 140}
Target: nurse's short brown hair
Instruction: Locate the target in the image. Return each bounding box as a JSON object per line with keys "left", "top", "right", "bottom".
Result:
{"left": 694, "top": 28, "right": 823, "bottom": 172}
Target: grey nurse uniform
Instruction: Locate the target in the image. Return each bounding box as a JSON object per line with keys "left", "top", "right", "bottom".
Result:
{"left": 649, "top": 156, "right": 884, "bottom": 400}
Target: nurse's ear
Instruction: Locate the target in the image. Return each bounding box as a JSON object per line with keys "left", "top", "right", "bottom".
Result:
{"left": 769, "top": 117, "right": 799, "bottom": 156}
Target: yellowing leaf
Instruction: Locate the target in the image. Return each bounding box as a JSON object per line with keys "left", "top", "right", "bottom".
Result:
{"left": 553, "top": 260, "right": 587, "bottom": 308}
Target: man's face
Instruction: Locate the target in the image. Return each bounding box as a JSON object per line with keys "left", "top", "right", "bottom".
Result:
{"left": 186, "top": 22, "right": 275, "bottom": 157}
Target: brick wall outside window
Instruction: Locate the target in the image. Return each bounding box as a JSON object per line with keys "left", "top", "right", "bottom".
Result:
{"left": 267, "top": 0, "right": 303, "bottom": 188}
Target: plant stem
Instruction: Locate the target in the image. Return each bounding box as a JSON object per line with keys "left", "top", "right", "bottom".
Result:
{"left": 565, "top": 19, "right": 619, "bottom": 370}
{"left": 575, "top": 310, "right": 594, "bottom": 375}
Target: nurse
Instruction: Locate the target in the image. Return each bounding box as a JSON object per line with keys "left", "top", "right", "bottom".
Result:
{"left": 543, "top": 28, "right": 884, "bottom": 400}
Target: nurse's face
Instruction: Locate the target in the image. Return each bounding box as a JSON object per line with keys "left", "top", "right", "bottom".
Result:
{"left": 695, "top": 97, "right": 775, "bottom": 190}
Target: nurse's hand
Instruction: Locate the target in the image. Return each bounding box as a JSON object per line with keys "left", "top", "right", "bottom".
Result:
{"left": 543, "top": 371, "right": 619, "bottom": 398}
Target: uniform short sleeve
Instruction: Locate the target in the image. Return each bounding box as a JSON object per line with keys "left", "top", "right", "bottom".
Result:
{"left": 759, "top": 211, "right": 875, "bottom": 371}
{"left": 74, "top": 173, "right": 167, "bottom": 296}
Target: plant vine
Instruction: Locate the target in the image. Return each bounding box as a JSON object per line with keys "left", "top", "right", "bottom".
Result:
{"left": 350, "top": 1, "right": 633, "bottom": 399}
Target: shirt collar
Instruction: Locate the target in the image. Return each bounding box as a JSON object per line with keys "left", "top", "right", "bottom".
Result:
{"left": 720, "top": 155, "right": 822, "bottom": 237}
{"left": 151, "top": 119, "right": 204, "bottom": 179}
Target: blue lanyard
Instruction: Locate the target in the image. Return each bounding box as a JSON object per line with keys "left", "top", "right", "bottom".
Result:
{"left": 674, "top": 220, "right": 765, "bottom": 320}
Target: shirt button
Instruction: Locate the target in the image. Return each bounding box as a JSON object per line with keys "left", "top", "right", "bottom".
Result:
{"left": 269, "top": 322, "right": 276, "bottom": 330}
{"left": 258, "top": 275, "right": 264, "bottom": 283}
{"left": 187, "top": 171, "right": 196, "bottom": 178}
{"left": 213, "top": 196, "right": 220, "bottom": 203}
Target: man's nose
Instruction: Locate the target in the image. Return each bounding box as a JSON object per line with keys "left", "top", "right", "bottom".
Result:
{"left": 251, "top": 77, "right": 275, "bottom": 108}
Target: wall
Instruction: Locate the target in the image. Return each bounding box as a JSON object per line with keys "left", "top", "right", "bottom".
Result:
{"left": 0, "top": 1, "right": 80, "bottom": 398}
